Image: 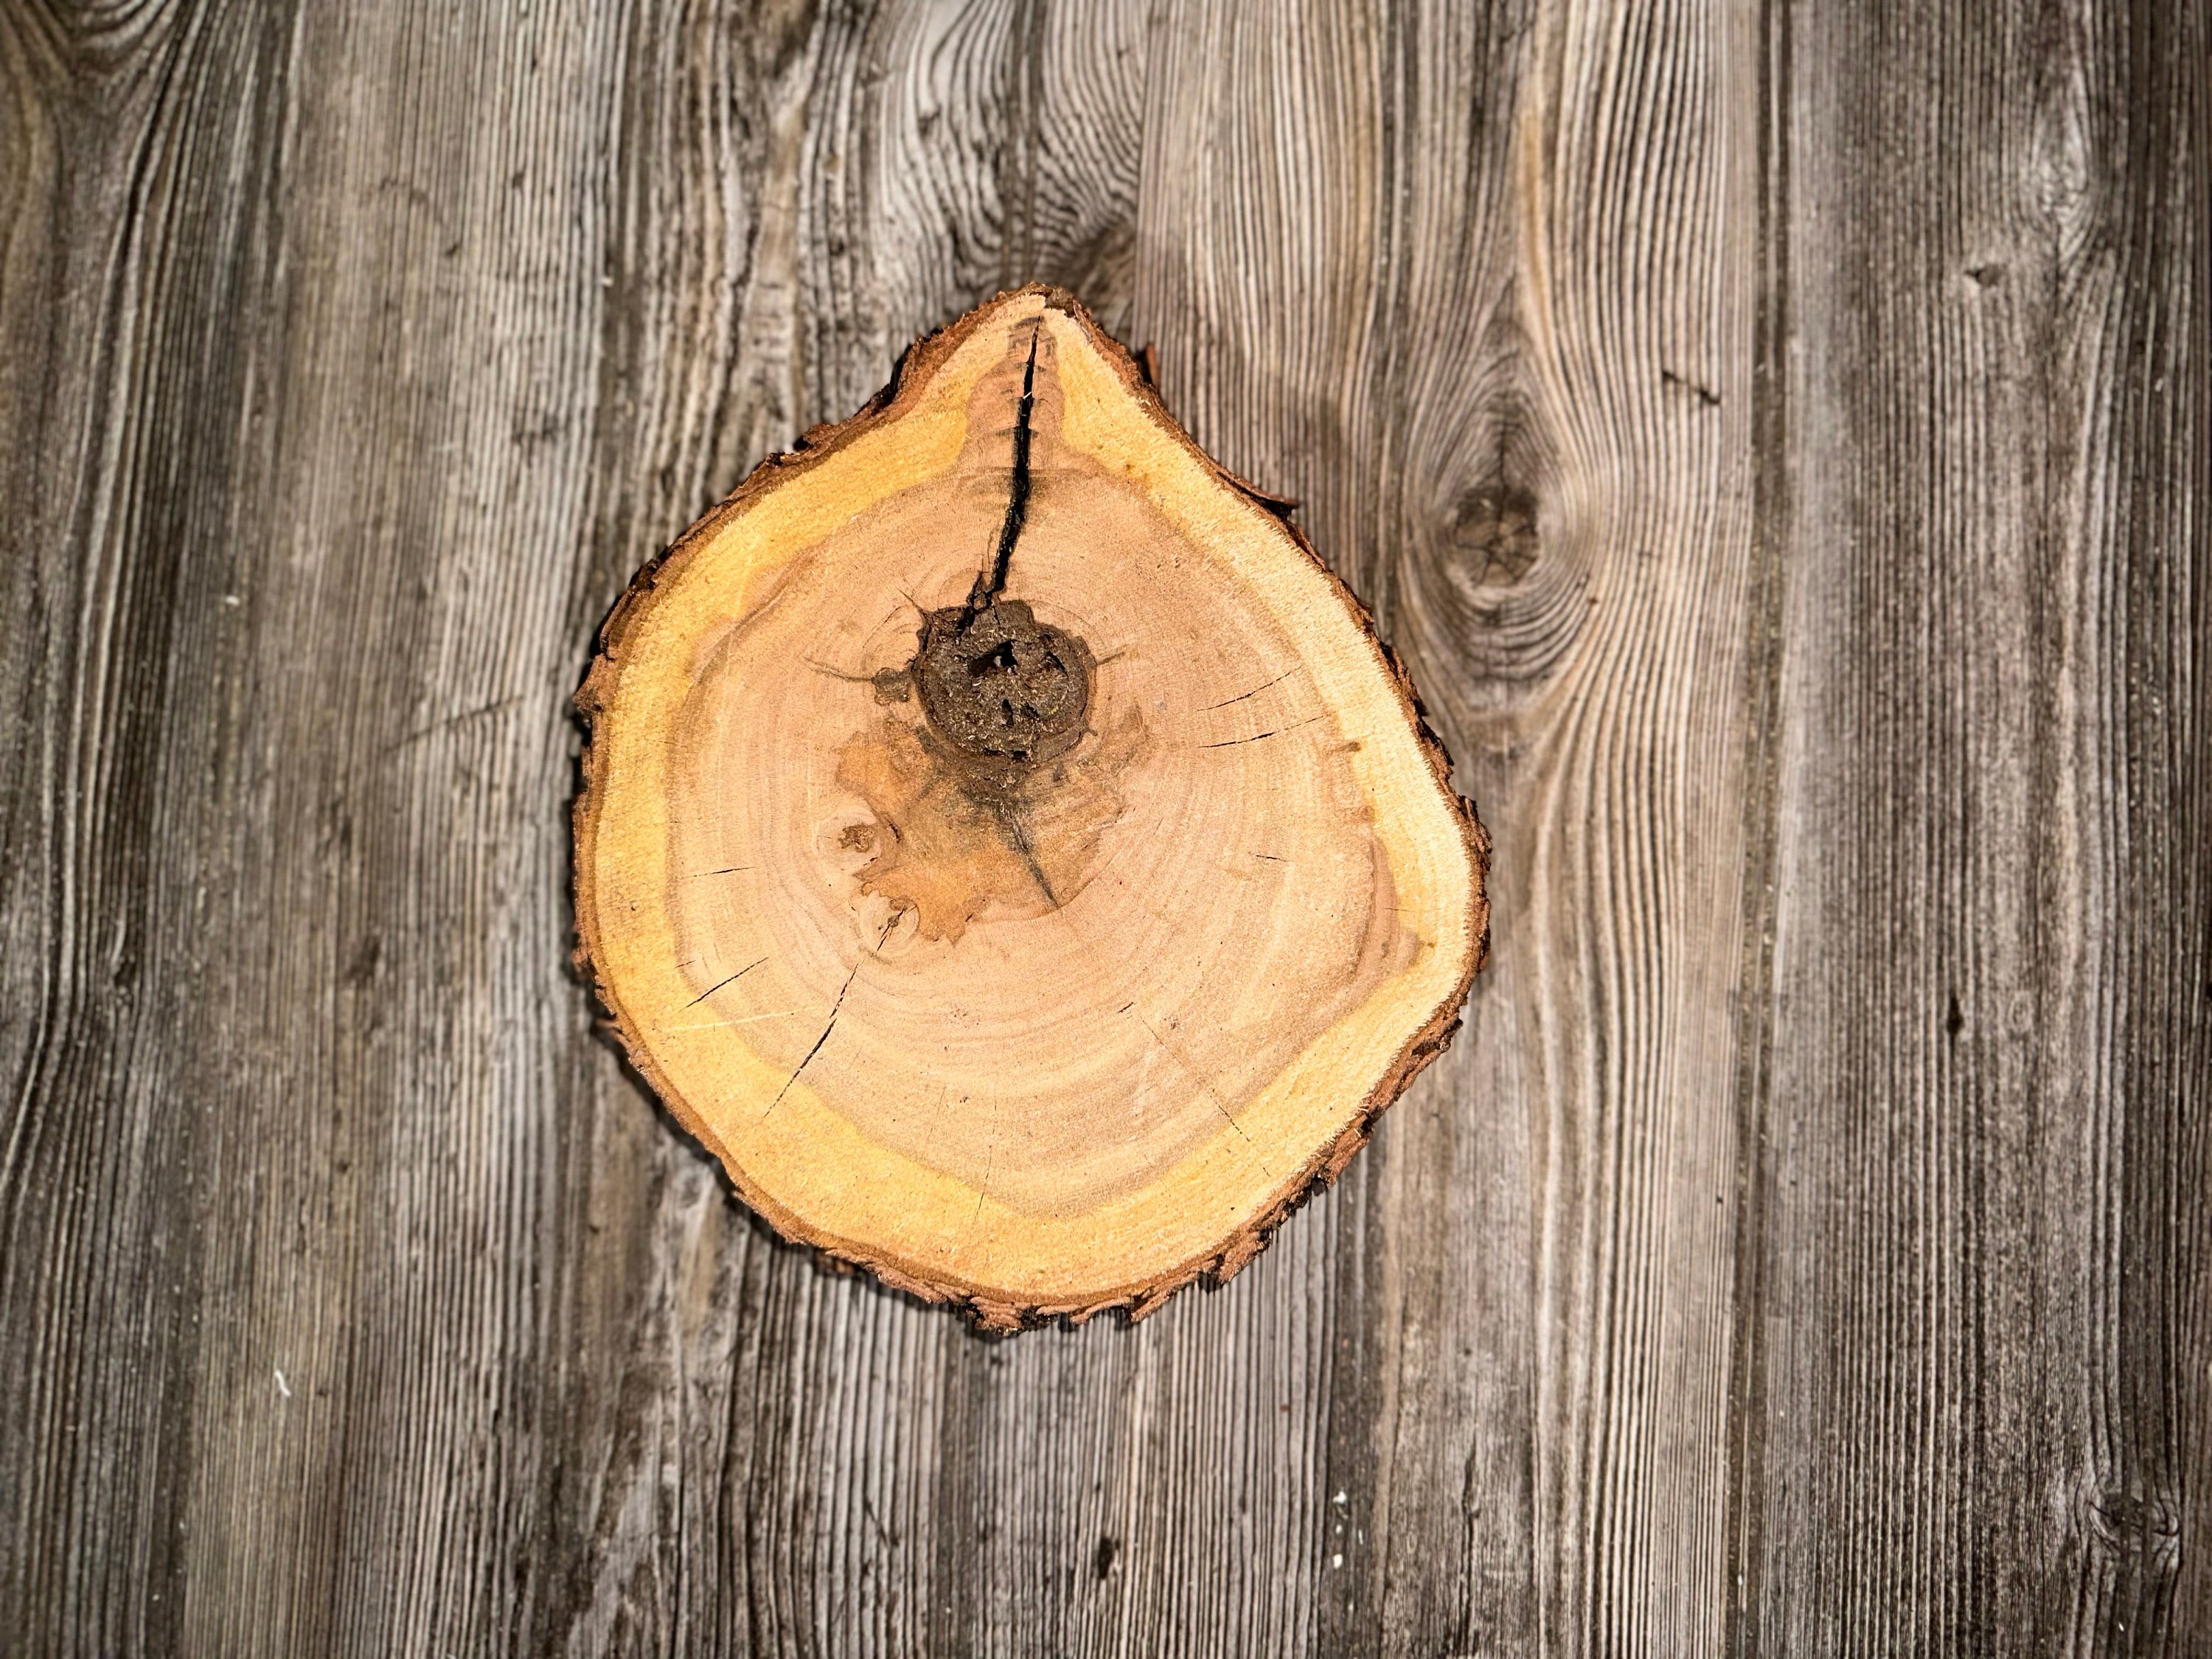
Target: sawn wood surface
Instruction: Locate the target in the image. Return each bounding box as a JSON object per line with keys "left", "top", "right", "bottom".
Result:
{"left": 1, "top": 1, "right": 2202, "bottom": 1654}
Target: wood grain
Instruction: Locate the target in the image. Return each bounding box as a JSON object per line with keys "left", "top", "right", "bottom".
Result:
{"left": 0, "top": 1, "right": 2200, "bottom": 1655}
{"left": 1745, "top": 2, "right": 2209, "bottom": 1652}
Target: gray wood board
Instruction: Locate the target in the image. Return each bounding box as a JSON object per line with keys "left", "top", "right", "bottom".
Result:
{"left": 0, "top": 1, "right": 2201, "bottom": 1653}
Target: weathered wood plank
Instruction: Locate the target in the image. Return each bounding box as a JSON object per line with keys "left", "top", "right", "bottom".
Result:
{"left": 1, "top": 0, "right": 2202, "bottom": 1655}
{"left": 0, "top": 7, "right": 324, "bottom": 1652}
{"left": 1746, "top": 0, "right": 2209, "bottom": 1652}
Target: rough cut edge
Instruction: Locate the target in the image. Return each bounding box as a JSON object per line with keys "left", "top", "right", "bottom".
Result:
{"left": 572, "top": 284, "right": 1493, "bottom": 1336}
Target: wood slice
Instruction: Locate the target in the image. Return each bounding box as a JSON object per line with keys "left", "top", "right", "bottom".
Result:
{"left": 574, "top": 288, "right": 1489, "bottom": 1329}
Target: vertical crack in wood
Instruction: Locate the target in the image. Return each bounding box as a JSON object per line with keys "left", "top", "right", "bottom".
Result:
{"left": 974, "top": 321, "right": 1042, "bottom": 611}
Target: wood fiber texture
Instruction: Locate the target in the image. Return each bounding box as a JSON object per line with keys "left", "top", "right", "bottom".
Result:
{"left": 0, "top": 1, "right": 2201, "bottom": 1655}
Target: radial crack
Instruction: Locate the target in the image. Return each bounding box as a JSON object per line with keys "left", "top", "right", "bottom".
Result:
{"left": 765, "top": 973, "right": 854, "bottom": 1116}
{"left": 1131, "top": 1009, "right": 1270, "bottom": 1178}
{"left": 1198, "top": 669, "right": 1293, "bottom": 712}
{"left": 686, "top": 956, "right": 768, "bottom": 1006}
{"left": 973, "top": 321, "right": 1043, "bottom": 608}
{"left": 763, "top": 917, "right": 897, "bottom": 1116}
{"left": 1197, "top": 714, "right": 1326, "bottom": 750}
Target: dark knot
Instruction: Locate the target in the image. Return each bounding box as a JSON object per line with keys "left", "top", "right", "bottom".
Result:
{"left": 912, "top": 599, "right": 1093, "bottom": 764}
